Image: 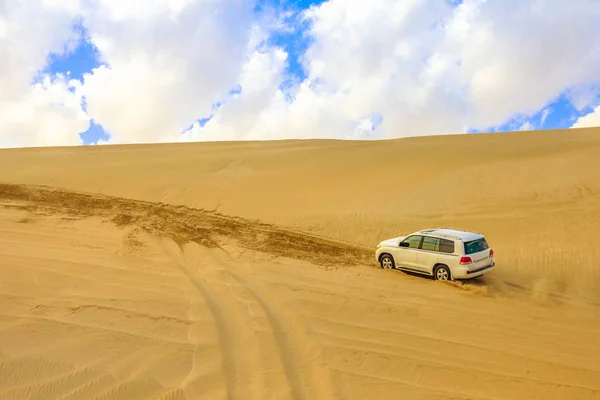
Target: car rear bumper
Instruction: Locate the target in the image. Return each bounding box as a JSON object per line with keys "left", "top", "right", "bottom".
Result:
{"left": 454, "top": 261, "right": 495, "bottom": 279}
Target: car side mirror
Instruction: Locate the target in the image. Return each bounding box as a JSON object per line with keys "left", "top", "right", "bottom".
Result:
{"left": 399, "top": 242, "right": 410, "bottom": 247}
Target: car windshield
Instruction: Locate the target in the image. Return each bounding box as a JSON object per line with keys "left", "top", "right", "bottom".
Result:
{"left": 464, "top": 238, "right": 489, "bottom": 254}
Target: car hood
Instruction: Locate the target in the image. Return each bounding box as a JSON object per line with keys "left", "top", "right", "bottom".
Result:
{"left": 378, "top": 236, "right": 406, "bottom": 247}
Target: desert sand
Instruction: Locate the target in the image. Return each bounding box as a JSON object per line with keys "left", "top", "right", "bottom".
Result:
{"left": 0, "top": 126, "right": 599, "bottom": 399}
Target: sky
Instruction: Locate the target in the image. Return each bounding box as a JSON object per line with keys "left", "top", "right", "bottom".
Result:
{"left": 1, "top": 0, "right": 599, "bottom": 148}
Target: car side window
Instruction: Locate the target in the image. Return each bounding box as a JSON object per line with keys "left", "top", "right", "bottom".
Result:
{"left": 421, "top": 237, "right": 440, "bottom": 252}
{"left": 402, "top": 235, "right": 423, "bottom": 249}
{"left": 439, "top": 239, "right": 455, "bottom": 254}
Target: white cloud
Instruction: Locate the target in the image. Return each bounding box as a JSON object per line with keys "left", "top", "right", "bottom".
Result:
{"left": 571, "top": 105, "right": 600, "bottom": 129}
{"left": 0, "top": 75, "right": 89, "bottom": 148}
{"left": 180, "top": 46, "right": 289, "bottom": 142}
{"left": 540, "top": 108, "right": 551, "bottom": 126}
{"left": 447, "top": 0, "right": 600, "bottom": 128}
{"left": 184, "top": 0, "right": 600, "bottom": 141}
{"left": 0, "top": 0, "right": 88, "bottom": 147}
{"left": 1, "top": 0, "right": 600, "bottom": 147}
{"left": 77, "top": 0, "right": 261, "bottom": 144}
{"left": 289, "top": 0, "right": 600, "bottom": 137}
{"left": 518, "top": 121, "right": 532, "bottom": 131}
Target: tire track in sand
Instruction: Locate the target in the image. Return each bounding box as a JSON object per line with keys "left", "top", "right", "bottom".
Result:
{"left": 201, "top": 246, "right": 343, "bottom": 400}
{"left": 160, "top": 237, "right": 341, "bottom": 400}
{"left": 157, "top": 239, "right": 241, "bottom": 400}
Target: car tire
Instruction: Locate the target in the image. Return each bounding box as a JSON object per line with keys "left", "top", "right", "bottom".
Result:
{"left": 433, "top": 264, "right": 451, "bottom": 281}
{"left": 380, "top": 254, "right": 395, "bottom": 270}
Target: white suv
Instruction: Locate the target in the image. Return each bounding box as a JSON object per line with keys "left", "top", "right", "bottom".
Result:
{"left": 375, "top": 228, "right": 495, "bottom": 281}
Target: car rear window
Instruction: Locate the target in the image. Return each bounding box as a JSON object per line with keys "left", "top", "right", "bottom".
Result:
{"left": 464, "top": 238, "right": 489, "bottom": 254}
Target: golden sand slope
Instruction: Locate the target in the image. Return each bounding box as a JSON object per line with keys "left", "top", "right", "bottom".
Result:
{"left": 0, "top": 184, "right": 599, "bottom": 400}
{"left": 0, "top": 127, "right": 600, "bottom": 399}
{"left": 1, "top": 127, "right": 599, "bottom": 287}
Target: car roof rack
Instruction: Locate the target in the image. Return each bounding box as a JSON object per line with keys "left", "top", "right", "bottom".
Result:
{"left": 418, "top": 227, "right": 483, "bottom": 241}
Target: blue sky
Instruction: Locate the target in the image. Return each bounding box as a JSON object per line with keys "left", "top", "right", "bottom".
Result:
{"left": 39, "top": 20, "right": 109, "bottom": 144}
{"left": 34, "top": 0, "right": 598, "bottom": 145}
{"left": 469, "top": 95, "right": 591, "bottom": 134}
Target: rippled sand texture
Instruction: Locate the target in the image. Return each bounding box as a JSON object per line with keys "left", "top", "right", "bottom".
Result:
{"left": 1, "top": 127, "right": 599, "bottom": 399}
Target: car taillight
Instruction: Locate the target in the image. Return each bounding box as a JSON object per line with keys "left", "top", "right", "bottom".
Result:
{"left": 489, "top": 249, "right": 494, "bottom": 257}
{"left": 459, "top": 256, "right": 472, "bottom": 265}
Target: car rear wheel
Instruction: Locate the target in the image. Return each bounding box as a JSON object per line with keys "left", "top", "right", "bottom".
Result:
{"left": 434, "top": 265, "right": 451, "bottom": 281}
{"left": 380, "top": 254, "right": 394, "bottom": 270}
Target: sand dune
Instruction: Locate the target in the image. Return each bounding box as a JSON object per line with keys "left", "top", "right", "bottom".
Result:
{"left": 1, "top": 127, "right": 600, "bottom": 399}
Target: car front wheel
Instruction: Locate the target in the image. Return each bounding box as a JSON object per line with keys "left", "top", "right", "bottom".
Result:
{"left": 434, "top": 265, "right": 451, "bottom": 281}
{"left": 380, "top": 254, "right": 395, "bottom": 270}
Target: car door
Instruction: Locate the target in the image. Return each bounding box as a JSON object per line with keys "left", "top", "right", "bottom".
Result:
{"left": 396, "top": 235, "right": 423, "bottom": 270}
{"left": 417, "top": 236, "right": 441, "bottom": 274}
